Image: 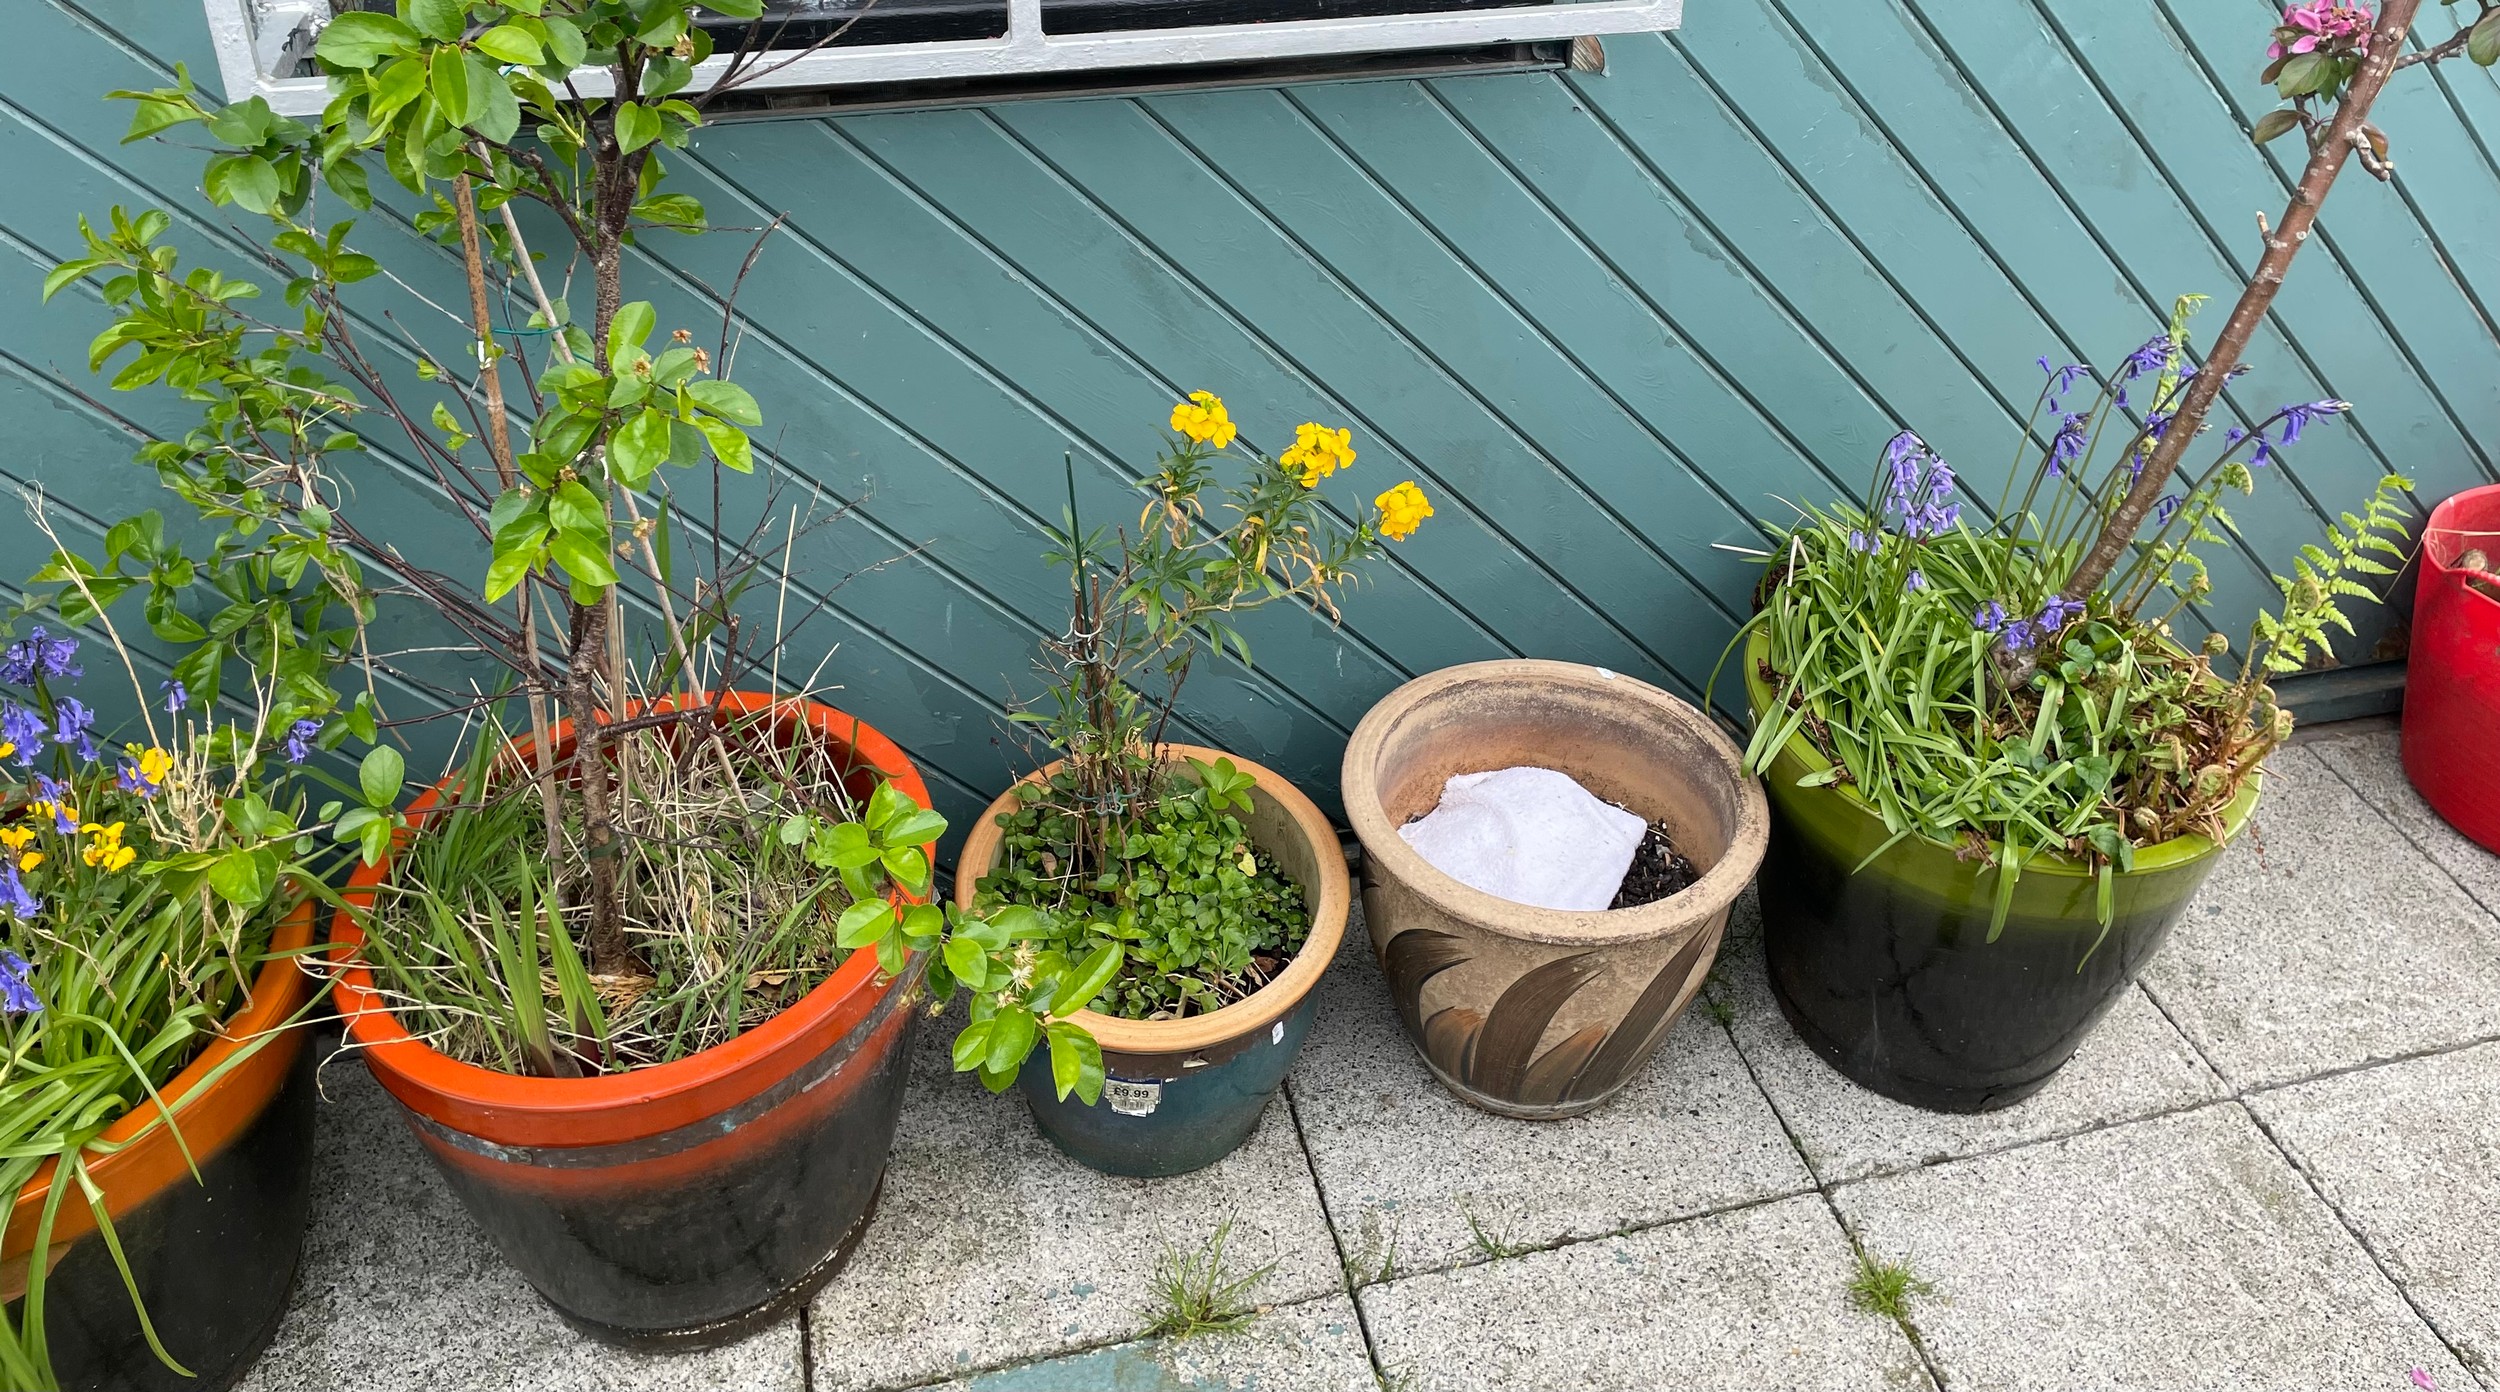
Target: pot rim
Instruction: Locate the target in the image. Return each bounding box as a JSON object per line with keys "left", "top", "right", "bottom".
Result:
{"left": 326, "top": 691, "right": 934, "bottom": 1146}
{"left": 7, "top": 892, "right": 317, "bottom": 1256}
{"left": 1339, "top": 659, "right": 1771, "bottom": 947}
{"left": 951, "top": 742, "right": 1350, "bottom": 1057}
{"left": 1740, "top": 626, "right": 2260, "bottom": 877}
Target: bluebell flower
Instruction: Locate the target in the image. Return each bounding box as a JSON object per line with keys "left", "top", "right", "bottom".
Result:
{"left": 1847, "top": 529, "right": 1882, "bottom": 555}
{"left": 32, "top": 775, "right": 77, "bottom": 834}
{"left": 2047, "top": 412, "right": 2090, "bottom": 476}
{"left": 0, "top": 870, "right": 38, "bottom": 929}
{"left": 0, "top": 702, "right": 39, "bottom": 766}
{"left": 2223, "top": 426, "right": 2248, "bottom": 446}
{"left": 2035, "top": 595, "right": 2085, "bottom": 635}
{"left": 1999, "top": 618, "right": 2038, "bottom": 652}
{"left": 162, "top": 680, "right": 188, "bottom": 715}
{"left": 2038, "top": 358, "right": 2090, "bottom": 412}
{"left": 0, "top": 948, "right": 40, "bottom": 1013}
{"left": 2154, "top": 494, "right": 2184, "bottom": 526}
{"left": 52, "top": 699, "right": 98, "bottom": 763}
{"left": 1973, "top": 600, "right": 2008, "bottom": 634}
{"left": 2121, "top": 336, "right": 2173, "bottom": 381}
{"left": 2251, "top": 436, "right": 2275, "bottom": 467}
{"left": 2276, "top": 399, "right": 2348, "bottom": 444}
{"left": 1906, "top": 569, "right": 1927, "bottom": 592}
{"left": 0, "top": 627, "right": 79, "bottom": 687}
{"left": 282, "top": 718, "right": 322, "bottom": 766}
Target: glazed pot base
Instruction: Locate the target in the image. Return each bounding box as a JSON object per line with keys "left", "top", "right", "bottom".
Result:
{"left": 1766, "top": 970, "right": 2061, "bottom": 1115}
{"left": 544, "top": 1172, "right": 884, "bottom": 1351}
{"left": 1410, "top": 1044, "right": 1636, "bottom": 1120}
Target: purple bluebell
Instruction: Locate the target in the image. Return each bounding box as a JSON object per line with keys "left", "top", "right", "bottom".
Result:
{"left": 0, "top": 627, "right": 79, "bottom": 687}
{"left": 2154, "top": 494, "right": 2184, "bottom": 526}
{"left": 1847, "top": 529, "right": 1882, "bottom": 555}
{"left": 0, "top": 703, "right": 39, "bottom": 766}
{"left": 0, "top": 947, "right": 39, "bottom": 1013}
{"left": 51, "top": 699, "right": 98, "bottom": 763}
{"left": 2223, "top": 426, "right": 2248, "bottom": 446}
{"left": 2251, "top": 436, "right": 2275, "bottom": 467}
{"left": 2038, "top": 358, "right": 2090, "bottom": 412}
{"left": 2276, "top": 399, "right": 2348, "bottom": 444}
{"left": 1906, "top": 569, "right": 1927, "bottom": 592}
{"left": 282, "top": 718, "right": 322, "bottom": 766}
{"left": 2035, "top": 595, "right": 2085, "bottom": 635}
{"left": 0, "top": 871, "right": 38, "bottom": 930}
{"left": 33, "top": 775, "right": 77, "bottom": 834}
{"left": 161, "top": 680, "right": 187, "bottom": 715}
{"left": 1973, "top": 600, "right": 2008, "bottom": 634}
{"left": 2047, "top": 412, "right": 2090, "bottom": 476}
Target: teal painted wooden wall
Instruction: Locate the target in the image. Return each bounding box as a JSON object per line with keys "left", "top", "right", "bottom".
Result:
{"left": 7, "top": 0, "right": 2498, "bottom": 845}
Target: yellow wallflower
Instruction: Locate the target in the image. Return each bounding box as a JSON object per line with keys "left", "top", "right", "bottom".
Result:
{"left": 26, "top": 801, "right": 77, "bottom": 835}
{"left": 0, "top": 739, "right": 11, "bottom": 761}
{"left": 123, "top": 744, "right": 174, "bottom": 796}
{"left": 1168, "top": 390, "right": 1238, "bottom": 449}
{"left": 1374, "top": 481, "right": 1434, "bottom": 541}
{"left": 0, "top": 827, "right": 34, "bottom": 874}
{"left": 1279, "top": 422, "right": 1357, "bottom": 488}
{"left": 81, "top": 821, "right": 134, "bottom": 873}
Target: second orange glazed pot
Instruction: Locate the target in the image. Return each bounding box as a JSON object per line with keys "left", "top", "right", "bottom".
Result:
{"left": 329, "top": 693, "right": 933, "bottom": 1347}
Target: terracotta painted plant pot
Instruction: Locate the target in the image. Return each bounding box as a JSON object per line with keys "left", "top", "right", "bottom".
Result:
{"left": 1743, "top": 629, "right": 2258, "bottom": 1113}
{"left": 5, "top": 897, "right": 319, "bottom": 1392}
{"left": 954, "top": 745, "right": 1349, "bottom": 1179}
{"left": 1342, "top": 660, "right": 1769, "bottom": 1120}
{"left": 329, "top": 693, "right": 933, "bottom": 1347}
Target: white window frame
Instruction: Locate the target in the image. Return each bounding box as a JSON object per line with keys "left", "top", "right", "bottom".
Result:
{"left": 205, "top": 0, "right": 1680, "bottom": 115}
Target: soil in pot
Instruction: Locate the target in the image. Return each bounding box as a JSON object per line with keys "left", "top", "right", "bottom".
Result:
{"left": 332, "top": 694, "right": 933, "bottom": 1345}
{"left": 956, "top": 746, "right": 1349, "bottom": 1178}
{"left": 1609, "top": 817, "right": 1700, "bottom": 910}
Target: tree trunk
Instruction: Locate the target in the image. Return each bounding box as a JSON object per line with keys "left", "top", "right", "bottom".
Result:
{"left": 2058, "top": 0, "right": 2421, "bottom": 607}
{"left": 450, "top": 171, "right": 567, "bottom": 865}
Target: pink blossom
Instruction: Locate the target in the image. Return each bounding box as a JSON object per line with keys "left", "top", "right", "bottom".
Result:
{"left": 2269, "top": 1, "right": 2374, "bottom": 59}
{"left": 2410, "top": 1369, "right": 2437, "bottom": 1392}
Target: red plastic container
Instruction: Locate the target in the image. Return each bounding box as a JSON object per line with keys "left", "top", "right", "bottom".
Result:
{"left": 2402, "top": 484, "right": 2500, "bottom": 853}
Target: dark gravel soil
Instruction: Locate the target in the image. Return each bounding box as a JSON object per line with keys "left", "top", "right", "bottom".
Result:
{"left": 1610, "top": 820, "right": 1699, "bottom": 909}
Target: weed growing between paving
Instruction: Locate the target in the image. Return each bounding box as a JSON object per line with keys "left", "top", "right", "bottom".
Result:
{"left": 1847, "top": 1251, "right": 1935, "bottom": 1324}
{"left": 1141, "top": 1218, "right": 1275, "bottom": 1339}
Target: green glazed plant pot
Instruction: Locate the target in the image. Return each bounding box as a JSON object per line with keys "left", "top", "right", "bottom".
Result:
{"left": 1742, "top": 629, "right": 2259, "bottom": 1113}
{"left": 954, "top": 745, "right": 1349, "bottom": 1178}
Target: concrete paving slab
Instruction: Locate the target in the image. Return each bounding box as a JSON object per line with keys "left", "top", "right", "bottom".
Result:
{"left": 1288, "top": 913, "right": 1813, "bottom": 1281}
{"left": 1833, "top": 1103, "right": 2471, "bottom": 1392}
{"left": 2139, "top": 746, "right": 2500, "bottom": 1089}
{"left": 806, "top": 1022, "right": 1341, "bottom": 1392}
{"left": 1712, "top": 892, "right": 2226, "bottom": 1183}
{"left": 1357, "top": 1193, "right": 1933, "bottom": 1392}
{"left": 238, "top": 1048, "right": 806, "bottom": 1392}
{"left": 2252, "top": 1041, "right": 2500, "bottom": 1385}
{"left": 2310, "top": 729, "right": 2500, "bottom": 921}
{"left": 924, "top": 1293, "right": 1376, "bottom": 1391}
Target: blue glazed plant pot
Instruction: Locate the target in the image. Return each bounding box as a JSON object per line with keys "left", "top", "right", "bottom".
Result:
{"left": 956, "top": 744, "right": 1351, "bottom": 1179}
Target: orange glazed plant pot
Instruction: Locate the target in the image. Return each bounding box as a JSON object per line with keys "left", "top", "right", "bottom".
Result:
{"left": 328, "top": 693, "right": 933, "bottom": 1348}
{"left": 4, "top": 898, "right": 319, "bottom": 1392}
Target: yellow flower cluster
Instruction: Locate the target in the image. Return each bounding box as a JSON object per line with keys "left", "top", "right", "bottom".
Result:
{"left": 80, "top": 821, "right": 134, "bottom": 873}
{"left": 124, "top": 744, "right": 173, "bottom": 795}
{"left": 1280, "top": 423, "right": 1357, "bottom": 488}
{"left": 1168, "top": 391, "right": 1238, "bottom": 450}
{"left": 0, "top": 827, "right": 38, "bottom": 874}
{"left": 25, "top": 799, "right": 77, "bottom": 835}
{"left": 1374, "top": 481, "right": 1434, "bottom": 541}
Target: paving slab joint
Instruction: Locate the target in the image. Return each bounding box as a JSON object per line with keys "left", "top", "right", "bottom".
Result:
{"left": 1281, "top": 1078, "right": 1398, "bottom": 1388}
{"left": 1696, "top": 976, "right": 1950, "bottom": 1390}
{"left": 2235, "top": 1098, "right": 2494, "bottom": 1391}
